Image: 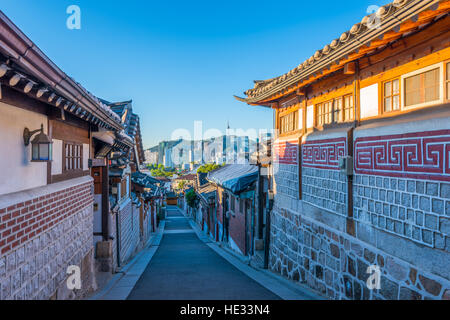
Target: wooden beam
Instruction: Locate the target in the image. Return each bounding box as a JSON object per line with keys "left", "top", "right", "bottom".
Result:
{"left": 344, "top": 62, "right": 356, "bottom": 75}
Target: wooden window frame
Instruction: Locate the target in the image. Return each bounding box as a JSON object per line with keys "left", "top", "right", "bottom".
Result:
{"left": 401, "top": 62, "right": 443, "bottom": 110}
{"left": 121, "top": 176, "right": 128, "bottom": 199}
{"left": 63, "top": 141, "right": 83, "bottom": 173}
{"left": 230, "top": 194, "right": 235, "bottom": 212}
{"left": 445, "top": 60, "right": 450, "bottom": 101}
{"left": 316, "top": 94, "right": 355, "bottom": 127}
{"left": 381, "top": 78, "right": 401, "bottom": 114}
{"left": 279, "top": 110, "right": 299, "bottom": 135}
{"left": 343, "top": 94, "right": 355, "bottom": 122}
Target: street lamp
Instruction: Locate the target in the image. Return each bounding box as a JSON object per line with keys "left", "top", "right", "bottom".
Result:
{"left": 23, "top": 124, "right": 53, "bottom": 162}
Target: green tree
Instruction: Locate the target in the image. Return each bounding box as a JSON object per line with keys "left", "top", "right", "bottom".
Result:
{"left": 149, "top": 164, "right": 176, "bottom": 178}
{"left": 185, "top": 189, "right": 197, "bottom": 209}
{"left": 197, "top": 163, "right": 223, "bottom": 174}
{"left": 176, "top": 180, "right": 187, "bottom": 190}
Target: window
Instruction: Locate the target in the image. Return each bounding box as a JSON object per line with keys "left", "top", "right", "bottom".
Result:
{"left": 317, "top": 100, "right": 334, "bottom": 126}
{"left": 317, "top": 96, "right": 353, "bottom": 126}
{"left": 121, "top": 176, "right": 129, "bottom": 199}
{"left": 343, "top": 95, "right": 354, "bottom": 121}
{"left": 383, "top": 79, "right": 400, "bottom": 113}
{"left": 64, "top": 142, "right": 82, "bottom": 172}
{"left": 404, "top": 68, "right": 440, "bottom": 107}
{"left": 279, "top": 110, "right": 298, "bottom": 134}
{"left": 446, "top": 62, "right": 450, "bottom": 100}
{"left": 230, "top": 195, "right": 235, "bottom": 212}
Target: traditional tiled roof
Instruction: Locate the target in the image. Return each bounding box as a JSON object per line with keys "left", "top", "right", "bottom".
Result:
{"left": 0, "top": 11, "right": 123, "bottom": 131}
{"left": 235, "top": 0, "right": 449, "bottom": 104}
{"left": 108, "top": 100, "right": 146, "bottom": 164}
{"left": 131, "top": 171, "right": 160, "bottom": 188}
{"left": 175, "top": 174, "right": 197, "bottom": 181}
{"left": 197, "top": 183, "right": 216, "bottom": 204}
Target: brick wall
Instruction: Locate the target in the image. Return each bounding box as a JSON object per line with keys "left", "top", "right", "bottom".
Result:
{"left": 0, "top": 176, "right": 95, "bottom": 300}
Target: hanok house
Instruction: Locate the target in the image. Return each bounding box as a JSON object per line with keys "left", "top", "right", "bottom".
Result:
{"left": 173, "top": 173, "right": 197, "bottom": 210}
{"left": 131, "top": 171, "right": 163, "bottom": 238}
{"left": 207, "top": 165, "right": 259, "bottom": 256}
{"left": 0, "top": 11, "right": 124, "bottom": 299}
{"left": 236, "top": 0, "right": 450, "bottom": 300}
{"left": 106, "top": 100, "right": 148, "bottom": 269}
{"left": 194, "top": 173, "right": 217, "bottom": 233}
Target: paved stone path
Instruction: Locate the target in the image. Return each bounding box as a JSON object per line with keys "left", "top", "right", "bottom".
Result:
{"left": 127, "top": 206, "right": 281, "bottom": 300}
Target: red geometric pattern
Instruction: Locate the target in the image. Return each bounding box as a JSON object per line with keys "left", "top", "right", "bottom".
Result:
{"left": 274, "top": 139, "right": 299, "bottom": 165}
{"left": 354, "top": 130, "right": 450, "bottom": 182}
{"left": 302, "top": 137, "right": 347, "bottom": 170}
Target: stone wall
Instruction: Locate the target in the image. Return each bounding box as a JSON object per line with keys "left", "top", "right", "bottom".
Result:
{"left": 0, "top": 176, "right": 95, "bottom": 300}
{"left": 117, "top": 200, "right": 140, "bottom": 266}
{"left": 269, "top": 119, "right": 450, "bottom": 300}
{"left": 303, "top": 168, "right": 347, "bottom": 217}
{"left": 270, "top": 206, "right": 450, "bottom": 300}
{"left": 353, "top": 175, "right": 449, "bottom": 248}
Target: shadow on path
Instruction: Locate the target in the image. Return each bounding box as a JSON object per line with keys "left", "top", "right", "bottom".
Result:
{"left": 127, "top": 206, "right": 281, "bottom": 300}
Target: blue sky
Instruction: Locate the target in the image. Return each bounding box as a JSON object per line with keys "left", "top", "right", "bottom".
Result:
{"left": 1, "top": 0, "right": 389, "bottom": 148}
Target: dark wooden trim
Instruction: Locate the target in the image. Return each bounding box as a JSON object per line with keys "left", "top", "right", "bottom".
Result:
{"left": 47, "top": 118, "right": 52, "bottom": 185}
{"left": 346, "top": 128, "right": 355, "bottom": 236}
{"left": 52, "top": 120, "right": 90, "bottom": 145}
{"left": 51, "top": 170, "right": 90, "bottom": 183}
{"left": 0, "top": 84, "right": 49, "bottom": 116}
{"left": 102, "top": 164, "right": 110, "bottom": 241}
{"left": 298, "top": 136, "right": 303, "bottom": 200}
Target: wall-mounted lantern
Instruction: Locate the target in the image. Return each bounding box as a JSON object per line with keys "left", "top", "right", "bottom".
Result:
{"left": 23, "top": 124, "right": 53, "bottom": 162}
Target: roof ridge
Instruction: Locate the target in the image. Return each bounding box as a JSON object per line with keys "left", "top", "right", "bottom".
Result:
{"left": 237, "top": 0, "right": 445, "bottom": 103}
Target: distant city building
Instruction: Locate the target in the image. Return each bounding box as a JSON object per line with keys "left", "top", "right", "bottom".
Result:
{"left": 144, "top": 145, "right": 159, "bottom": 165}
{"left": 147, "top": 132, "right": 272, "bottom": 169}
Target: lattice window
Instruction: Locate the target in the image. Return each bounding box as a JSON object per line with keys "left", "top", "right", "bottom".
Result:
{"left": 230, "top": 195, "right": 235, "bottom": 212}
{"left": 343, "top": 94, "right": 354, "bottom": 121}
{"left": 404, "top": 68, "right": 440, "bottom": 107}
{"left": 317, "top": 100, "right": 335, "bottom": 126}
{"left": 446, "top": 62, "right": 450, "bottom": 100}
{"left": 279, "top": 110, "right": 298, "bottom": 134}
{"left": 64, "top": 142, "right": 82, "bottom": 172}
{"left": 383, "top": 79, "right": 400, "bottom": 112}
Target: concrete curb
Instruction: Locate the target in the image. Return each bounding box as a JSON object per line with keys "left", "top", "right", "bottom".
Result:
{"left": 87, "top": 221, "right": 165, "bottom": 300}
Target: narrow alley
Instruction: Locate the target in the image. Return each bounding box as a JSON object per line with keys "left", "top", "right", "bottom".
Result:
{"left": 126, "top": 207, "right": 280, "bottom": 300}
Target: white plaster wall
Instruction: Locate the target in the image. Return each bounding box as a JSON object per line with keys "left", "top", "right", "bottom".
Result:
{"left": 298, "top": 108, "right": 304, "bottom": 131}
{"left": 51, "top": 139, "right": 63, "bottom": 175}
{"left": 83, "top": 144, "right": 89, "bottom": 171}
{"left": 360, "top": 83, "right": 379, "bottom": 119}
{"left": 0, "top": 102, "right": 48, "bottom": 195}
{"left": 354, "top": 110, "right": 450, "bottom": 138}
{"left": 306, "top": 105, "right": 314, "bottom": 128}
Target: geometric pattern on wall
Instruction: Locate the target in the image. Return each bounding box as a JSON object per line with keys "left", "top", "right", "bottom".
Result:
{"left": 354, "top": 129, "right": 450, "bottom": 182}
{"left": 302, "top": 137, "right": 347, "bottom": 170}
{"left": 274, "top": 138, "right": 299, "bottom": 165}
